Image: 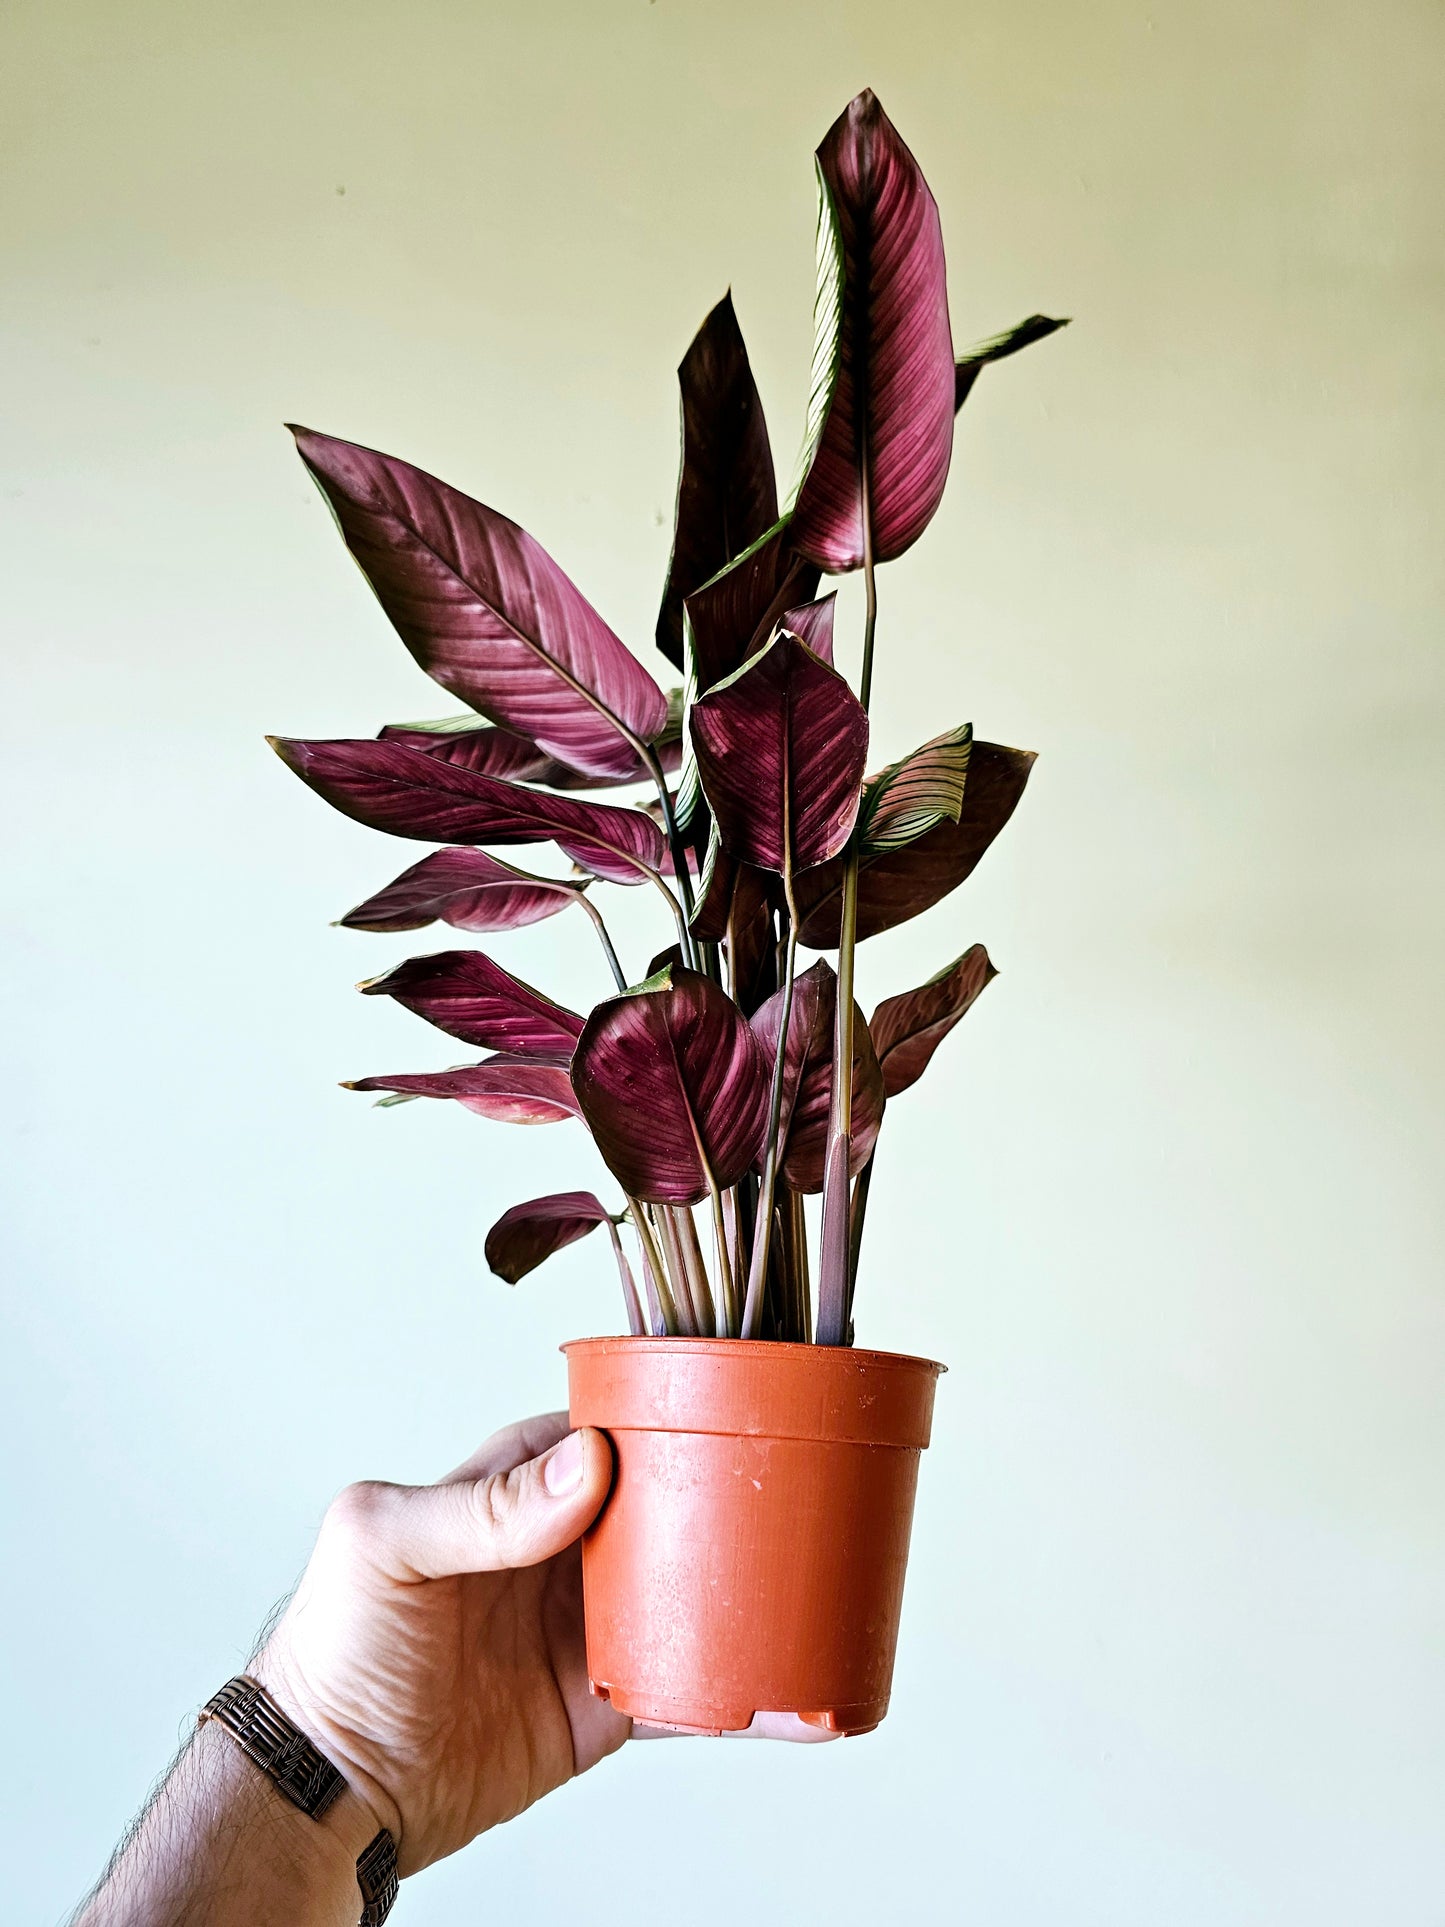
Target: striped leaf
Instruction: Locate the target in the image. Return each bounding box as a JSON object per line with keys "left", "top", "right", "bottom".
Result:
{"left": 337, "top": 848, "right": 579, "bottom": 935}
{"left": 690, "top": 631, "right": 868, "bottom": 876}
{"left": 268, "top": 736, "right": 665, "bottom": 885}
{"left": 357, "top": 950, "right": 584, "bottom": 1059}
{"left": 870, "top": 945, "right": 997, "bottom": 1098}
{"left": 788, "top": 92, "right": 956, "bottom": 571}
{"left": 656, "top": 294, "right": 779, "bottom": 671}
{"left": 485, "top": 1191, "right": 613, "bottom": 1283}
{"left": 792, "top": 740, "right": 1036, "bottom": 946}
{"left": 954, "top": 314, "right": 1069, "bottom": 412}
{"left": 344, "top": 1055, "right": 583, "bottom": 1124}
{"left": 290, "top": 427, "right": 669, "bottom": 779}
{"left": 571, "top": 966, "right": 770, "bottom": 1205}
{"left": 859, "top": 724, "right": 972, "bottom": 853}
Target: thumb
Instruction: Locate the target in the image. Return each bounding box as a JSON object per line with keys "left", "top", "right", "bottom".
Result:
{"left": 356, "top": 1428, "right": 613, "bottom": 1581}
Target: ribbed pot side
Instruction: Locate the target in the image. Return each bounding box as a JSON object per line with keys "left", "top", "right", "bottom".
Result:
{"left": 564, "top": 1337, "right": 945, "bottom": 1736}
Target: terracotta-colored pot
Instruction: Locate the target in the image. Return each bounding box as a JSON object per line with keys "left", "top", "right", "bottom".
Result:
{"left": 564, "top": 1336, "right": 945, "bottom": 1736}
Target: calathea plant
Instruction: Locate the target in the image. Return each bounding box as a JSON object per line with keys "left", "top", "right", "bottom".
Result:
{"left": 272, "top": 90, "right": 1063, "bottom": 1346}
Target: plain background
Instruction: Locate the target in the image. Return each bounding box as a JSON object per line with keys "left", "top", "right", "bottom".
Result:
{"left": 4, "top": 1, "right": 1443, "bottom": 1921}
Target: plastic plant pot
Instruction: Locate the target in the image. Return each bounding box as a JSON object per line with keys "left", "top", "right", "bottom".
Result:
{"left": 564, "top": 1336, "right": 945, "bottom": 1736}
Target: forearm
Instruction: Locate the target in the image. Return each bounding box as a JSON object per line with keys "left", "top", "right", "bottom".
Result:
{"left": 72, "top": 1720, "right": 375, "bottom": 1927}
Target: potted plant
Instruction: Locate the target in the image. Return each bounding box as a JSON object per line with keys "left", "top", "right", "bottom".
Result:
{"left": 271, "top": 90, "right": 1063, "bottom": 1737}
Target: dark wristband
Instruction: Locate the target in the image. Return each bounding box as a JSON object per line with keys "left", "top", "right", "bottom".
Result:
{"left": 201, "top": 1675, "right": 398, "bottom": 1924}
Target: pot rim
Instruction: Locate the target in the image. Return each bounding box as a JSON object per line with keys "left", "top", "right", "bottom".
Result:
{"left": 561, "top": 1334, "right": 946, "bottom": 1377}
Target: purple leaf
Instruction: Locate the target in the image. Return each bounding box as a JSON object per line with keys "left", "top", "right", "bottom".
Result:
{"left": 789, "top": 92, "right": 955, "bottom": 572}
{"left": 690, "top": 631, "right": 869, "bottom": 875}
{"left": 682, "top": 520, "right": 821, "bottom": 696}
{"left": 344, "top": 1055, "right": 583, "bottom": 1124}
{"left": 358, "top": 950, "right": 584, "bottom": 1058}
{"left": 289, "top": 427, "right": 668, "bottom": 778}
{"left": 751, "top": 961, "right": 883, "bottom": 1192}
{"left": 485, "top": 1191, "right": 613, "bottom": 1283}
{"left": 570, "top": 966, "right": 770, "bottom": 1204}
{"left": 268, "top": 736, "right": 666, "bottom": 885}
{"left": 337, "top": 848, "right": 577, "bottom": 935}
{"left": 859, "top": 723, "right": 972, "bottom": 852}
{"left": 792, "top": 740, "right": 1036, "bottom": 946}
{"left": 871, "top": 945, "right": 998, "bottom": 1098}
{"left": 656, "top": 294, "right": 779, "bottom": 671}
{"left": 955, "top": 315, "right": 1069, "bottom": 412}
{"left": 379, "top": 705, "right": 683, "bottom": 790}
{"left": 689, "top": 831, "right": 777, "bottom": 1013}
{"left": 777, "top": 592, "right": 836, "bottom": 666}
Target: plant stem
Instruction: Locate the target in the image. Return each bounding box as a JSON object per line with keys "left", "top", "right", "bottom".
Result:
{"left": 846, "top": 1152, "right": 873, "bottom": 1328}
{"left": 647, "top": 870, "right": 700, "bottom": 972}
{"left": 789, "top": 1186, "right": 813, "bottom": 1342}
{"left": 574, "top": 891, "right": 628, "bottom": 991}
{"left": 642, "top": 747, "right": 697, "bottom": 924}
{"left": 604, "top": 1218, "right": 646, "bottom": 1335}
{"left": 816, "top": 469, "right": 878, "bottom": 1346}
{"left": 707, "top": 1180, "right": 737, "bottom": 1336}
{"left": 626, "top": 1198, "right": 677, "bottom": 1334}
{"left": 741, "top": 879, "right": 799, "bottom": 1339}
{"left": 657, "top": 1206, "right": 700, "bottom": 1335}
{"left": 676, "top": 1206, "right": 716, "bottom": 1336}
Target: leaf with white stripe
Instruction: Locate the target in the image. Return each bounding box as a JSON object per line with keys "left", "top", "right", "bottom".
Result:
{"left": 859, "top": 724, "right": 971, "bottom": 852}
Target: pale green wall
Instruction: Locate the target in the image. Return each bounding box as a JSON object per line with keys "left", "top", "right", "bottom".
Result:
{"left": 4, "top": 2, "right": 1443, "bottom": 1921}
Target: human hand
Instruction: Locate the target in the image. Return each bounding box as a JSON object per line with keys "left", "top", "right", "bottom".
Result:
{"left": 253, "top": 1411, "right": 624, "bottom": 1879}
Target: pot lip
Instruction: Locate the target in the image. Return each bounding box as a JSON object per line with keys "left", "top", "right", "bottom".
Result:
{"left": 561, "top": 1335, "right": 946, "bottom": 1377}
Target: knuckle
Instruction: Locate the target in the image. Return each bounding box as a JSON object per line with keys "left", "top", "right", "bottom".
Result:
{"left": 323, "top": 1479, "right": 390, "bottom": 1546}
{"left": 467, "top": 1466, "right": 529, "bottom": 1556}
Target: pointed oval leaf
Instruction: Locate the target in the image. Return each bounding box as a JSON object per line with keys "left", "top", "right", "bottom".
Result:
{"left": 268, "top": 736, "right": 665, "bottom": 885}
{"left": 358, "top": 950, "right": 584, "bottom": 1058}
{"left": 690, "top": 632, "right": 869, "bottom": 875}
{"left": 571, "top": 966, "right": 769, "bottom": 1204}
{"left": 656, "top": 293, "right": 779, "bottom": 670}
{"left": 776, "top": 592, "right": 837, "bottom": 665}
{"left": 379, "top": 711, "right": 682, "bottom": 790}
{"left": 955, "top": 314, "right": 1069, "bottom": 412}
{"left": 682, "top": 520, "right": 821, "bottom": 697}
{"left": 290, "top": 427, "right": 668, "bottom": 777}
{"left": 485, "top": 1191, "right": 612, "bottom": 1283}
{"left": 674, "top": 522, "right": 820, "bottom": 833}
{"left": 338, "top": 848, "right": 577, "bottom": 935}
{"left": 860, "top": 723, "right": 972, "bottom": 853}
{"left": 871, "top": 945, "right": 998, "bottom": 1098}
{"left": 789, "top": 92, "right": 955, "bottom": 571}
{"left": 751, "top": 962, "right": 883, "bottom": 1192}
{"left": 793, "top": 740, "right": 1036, "bottom": 946}
{"left": 748, "top": 959, "right": 835, "bottom": 1157}
{"left": 345, "top": 1055, "right": 583, "bottom": 1123}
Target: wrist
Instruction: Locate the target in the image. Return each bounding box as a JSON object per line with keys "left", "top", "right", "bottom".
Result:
{"left": 250, "top": 1641, "right": 404, "bottom": 1853}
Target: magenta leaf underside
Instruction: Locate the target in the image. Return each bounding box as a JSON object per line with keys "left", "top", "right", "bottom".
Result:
{"left": 359, "top": 949, "right": 584, "bottom": 1058}
{"left": 345, "top": 1055, "right": 583, "bottom": 1124}
{"left": 379, "top": 715, "right": 682, "bottom": 791}
{"left": 790, "top": 91, "right": 956, "bottom": 572}
{"left": 871, "top": 944, "right": 998, "bottom": 1098}
{"left": 570, "top": 967, "right": 770, "bottom": 1204}
{"left": 690, "top": 632, "right": 869, "bottom": 875}
{"left": 750, "top": 962, "right": 884, "bottom": 1191}
{"left": 269, "top": 736, "right": 665, "bottom": 884}
{"left": 484, "top": 1190, "right": 613, "bottom": 1283}
{"left": 290, "top": 426, "right": 668, "bottom": 778}
{"left": 338, "top": 846, "right": 577, "bottom": 935}
{"left": 656, "top": 292, "right": 780, "bottom": 671}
